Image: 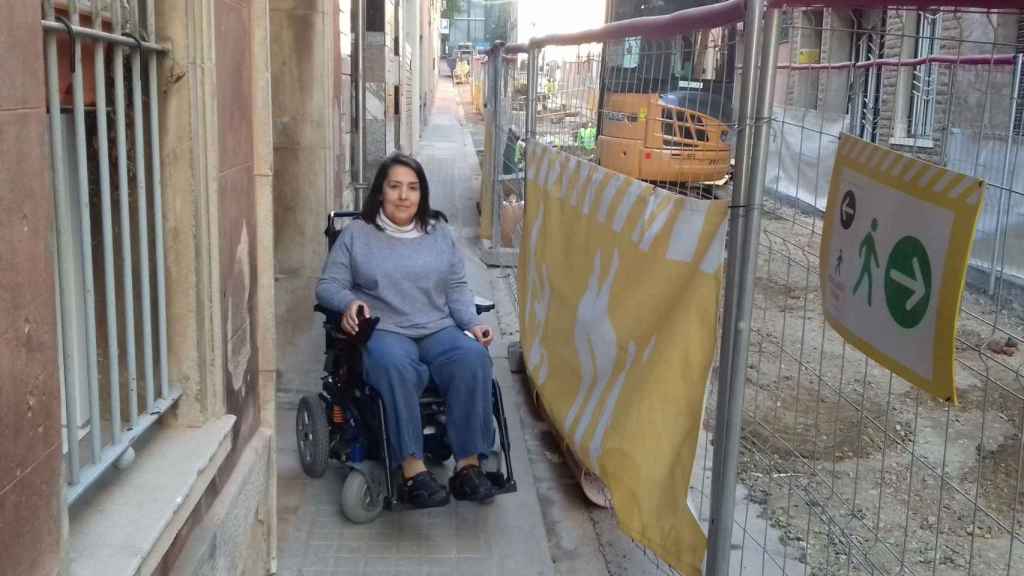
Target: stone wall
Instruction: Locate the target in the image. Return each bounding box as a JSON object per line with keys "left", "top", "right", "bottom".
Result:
{"left": 0, "top": 3, "right": 64, "bottom": 575}
{"left": 270, "top": 0, "right": 350, "bottom": 399}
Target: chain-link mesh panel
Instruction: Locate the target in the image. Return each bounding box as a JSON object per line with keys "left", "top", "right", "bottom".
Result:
{"left": 738, "top": 6, "right": 1024, "bottom": 574}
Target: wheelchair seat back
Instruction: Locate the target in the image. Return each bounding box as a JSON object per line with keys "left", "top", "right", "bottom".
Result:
{"left": 324, "top": 209, "right": 450, "bottom": 252}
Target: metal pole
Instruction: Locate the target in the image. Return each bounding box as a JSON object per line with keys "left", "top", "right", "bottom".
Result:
{"left": 356, "top": 0, "right": 368, "bottom": 210}
{"left": 988, "top": 53, "right": 1022, "bottom": 294}
{"left": 526, "top": 48, "right": 539, "bottom": 142}
{"left": 707, "top": 5, "right": 779, "bottom": 576}
{"left": 40, "top": 20, "right": 166, "bottom": 52}
{"left": 44, "top": 0, "right": 81, "bottom": 485}
{"left": 68, "top": 0, "right": 104, "bottom": 464}
{"left": 146, "top": 0, "right": 170, "bottom": 400}
{"left": 490, "top": 42, "right": 506, "bottom": 250}
{"left": 113, "top": 0, "right": 140, "bottom": 428}
{"left": 93, "top": 0, "right": 122, "bottom": 445}
{"left": 130, "top": 0, "right": 157, "bottom": 413}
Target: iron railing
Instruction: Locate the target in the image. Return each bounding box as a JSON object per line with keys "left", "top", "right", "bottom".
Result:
{"left": 44, "top": 0, "right": 178, "bottom": 505}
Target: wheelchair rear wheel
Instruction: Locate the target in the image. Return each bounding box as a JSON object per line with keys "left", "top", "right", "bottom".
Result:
{"left": 341, "top": 469, "right": 384, "bottom": 524}
{"left": 297, "top": 395, "right": 330, "bottom": 478}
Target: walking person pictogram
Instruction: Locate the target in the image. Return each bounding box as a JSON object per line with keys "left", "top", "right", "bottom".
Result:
{"left": 853, "top": 218, "right": 880, "bottom": 306}
{"left": 835, "top": 250, "right": 843, "bottom": 277}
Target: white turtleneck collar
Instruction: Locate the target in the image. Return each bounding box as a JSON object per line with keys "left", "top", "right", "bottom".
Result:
{"left": 377, "top": 211, "right": 424, "bottom": 239}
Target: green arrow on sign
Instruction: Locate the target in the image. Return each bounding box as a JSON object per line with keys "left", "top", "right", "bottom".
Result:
{"left": 884, "top": 236, "right": 932, "bottom": 329}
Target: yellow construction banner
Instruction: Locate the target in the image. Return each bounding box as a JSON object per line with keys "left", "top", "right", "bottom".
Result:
{"left": 518, "top": 143, "right": 729, "bottom": 575}
{"left": 821, "top": 134, "right": 984, "bottom": 403}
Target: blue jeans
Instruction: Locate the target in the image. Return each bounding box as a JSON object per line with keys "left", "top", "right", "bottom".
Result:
{"left": 363, "top": 326, "right": 495, "bottom": 464}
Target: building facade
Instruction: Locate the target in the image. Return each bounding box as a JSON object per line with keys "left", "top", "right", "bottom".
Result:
{"left": 780, "top": 7, "right": 1022, "bottom": 165}
{"left": 443, "top": 0, "right": 517, "bottom": 59}
{"left": 1, "top": 1, "right": 443, "bottom": 574}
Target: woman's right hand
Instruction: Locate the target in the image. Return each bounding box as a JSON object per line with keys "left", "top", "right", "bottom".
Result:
{"left": 342, "top": 300, "right": 371, "bottom": 336}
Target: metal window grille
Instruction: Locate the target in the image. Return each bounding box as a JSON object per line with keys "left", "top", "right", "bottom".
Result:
{"left": 909, "top": 11, "right": 941, "bottom": 140}
{"left": 43, "top": 0, "right": 177, "bottom": 505}
{"left": 849, "top": 11, "right": 885, "bottom": 143}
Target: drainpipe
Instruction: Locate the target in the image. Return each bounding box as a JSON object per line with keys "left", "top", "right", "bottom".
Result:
{"left": 355, "top": 0, "right": 368, "bottom": 209}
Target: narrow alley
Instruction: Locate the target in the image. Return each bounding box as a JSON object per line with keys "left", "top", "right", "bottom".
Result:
{"left": 275, "top": 72, "right": 554, "bottom": 576}
{"left": 275, "top": 72, "right": 687, "bottom": 576}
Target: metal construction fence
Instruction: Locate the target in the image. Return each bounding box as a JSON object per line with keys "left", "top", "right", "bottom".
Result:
{"left": 484, "top": 1, "right": 1024, "bottom": 574}
{"left": 42, "top": 0, "right": 177, "bottom": 505}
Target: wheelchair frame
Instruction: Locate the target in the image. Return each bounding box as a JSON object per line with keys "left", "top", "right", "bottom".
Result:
{"left": 297, "top": 210, "right": 517, "bottom": 521}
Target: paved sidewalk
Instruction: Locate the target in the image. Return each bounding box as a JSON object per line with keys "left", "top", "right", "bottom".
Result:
{"left": 276, "top": 78, "right": 555, "bottom": 576}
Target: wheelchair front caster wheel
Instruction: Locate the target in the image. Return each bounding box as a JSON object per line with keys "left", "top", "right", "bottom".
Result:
{"left": 341, "top": 469, "right": 384, "bottom": 524}
{"left": 297, "top": 395, "right": 329, "bottom": 478}
{"left": 425, "top": 448, "right": 452, "bottom": 465}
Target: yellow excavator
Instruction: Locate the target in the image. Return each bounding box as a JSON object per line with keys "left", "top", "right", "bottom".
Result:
{"left": 597, "top": 0, "right": 735, "bottom": 187}
{"left": 599, "top": 90, "right": 732, "bottom": 185}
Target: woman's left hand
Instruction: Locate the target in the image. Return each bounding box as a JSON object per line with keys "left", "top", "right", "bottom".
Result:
{"left": 470, "top": 325, "right": 494, "bottom": 348}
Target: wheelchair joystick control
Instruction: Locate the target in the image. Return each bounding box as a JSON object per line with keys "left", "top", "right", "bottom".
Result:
{"left": 351, "top": 304, "right": 380, "bottom": 346}
{"left": 464, "top": 327, "right": 492, "bottom": 342}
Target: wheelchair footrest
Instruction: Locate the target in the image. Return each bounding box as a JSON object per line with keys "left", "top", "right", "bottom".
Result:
{"left": 485, "top": 471, "right": 518, "bottom": 495}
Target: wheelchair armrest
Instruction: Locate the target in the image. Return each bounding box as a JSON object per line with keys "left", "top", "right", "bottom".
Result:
{"left": 474, "top": 295, "right": 495, "bottom": 315}
{"left": 315, "top": 303, "right": 379, "bottom": 345}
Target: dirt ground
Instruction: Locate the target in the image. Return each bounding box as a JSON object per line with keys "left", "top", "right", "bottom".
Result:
{"left": 729, "top": 202, "right": 1024, "bottom": 575}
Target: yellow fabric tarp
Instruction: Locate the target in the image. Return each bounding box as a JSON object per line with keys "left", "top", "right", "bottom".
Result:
{"left": 518, "top": 143, "right": 729, "bottom": 575}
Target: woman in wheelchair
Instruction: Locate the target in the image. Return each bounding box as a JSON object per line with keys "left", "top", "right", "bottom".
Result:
{"left": 316, "top": 153, "right": 498, "bottom": 509}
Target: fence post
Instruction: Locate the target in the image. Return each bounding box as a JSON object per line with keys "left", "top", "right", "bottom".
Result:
{"left": 490, "top": 42, "right": 506, "bottom": 253}
{"left": 355, "top": 0, "right": 368, "bottom": 210}
{"left": 706, "top": 4, "right": 781, "bottom": 575}
{"left": 989, "top": 53, "right": 1023, "bottom": 294}
{"left": 526, "top": 47, "right": 539, "bottom": 143}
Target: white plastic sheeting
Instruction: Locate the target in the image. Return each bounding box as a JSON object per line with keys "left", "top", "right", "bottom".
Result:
{"left": 947, "top": 130, "right": 1024, "bottom": 282}
{"left": 765, "top": 106, "right": 846, "bottom": 212}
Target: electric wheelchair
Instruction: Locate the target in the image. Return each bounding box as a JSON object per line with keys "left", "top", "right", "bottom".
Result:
{"left": 297, "top": 210, "right": 517, "bottom": 523}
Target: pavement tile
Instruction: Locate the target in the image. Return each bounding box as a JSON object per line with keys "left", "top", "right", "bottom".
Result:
{"left": 455, "top": 557, "right": 497, "bottom": 576}
{"left": 328, "top": 557, "right": 365, "bottom": 575}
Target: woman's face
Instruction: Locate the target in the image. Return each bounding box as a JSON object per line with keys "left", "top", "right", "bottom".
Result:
{"left": 381, "top": 164, "right": 421, "bottom": 227}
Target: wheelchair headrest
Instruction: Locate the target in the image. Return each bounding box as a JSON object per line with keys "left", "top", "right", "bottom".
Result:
{"left": 325, "top": 209, "right": 450, "bottom": 251}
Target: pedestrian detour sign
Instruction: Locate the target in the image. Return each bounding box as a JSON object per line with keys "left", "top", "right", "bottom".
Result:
{"left": 821, "top": 134, "right": 984, "bottom": 404}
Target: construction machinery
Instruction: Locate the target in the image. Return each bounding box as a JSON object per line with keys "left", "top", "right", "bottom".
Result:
{"left": 597, "top": 0, "right": 736, "bottom": 187}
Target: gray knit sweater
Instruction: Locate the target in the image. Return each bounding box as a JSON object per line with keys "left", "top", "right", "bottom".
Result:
{"left": 316, "top": 219, "right": 479, "bottom": 338}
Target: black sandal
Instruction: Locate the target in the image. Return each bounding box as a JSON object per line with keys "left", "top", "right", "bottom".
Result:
{"left": 401, "top": 471, "right": 450, "bottom": 509}
{"left": 449, "top": 465, "right": 496, "bottom": 503}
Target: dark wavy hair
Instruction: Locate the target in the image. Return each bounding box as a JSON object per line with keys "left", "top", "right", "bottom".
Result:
{"left": 361, "top": 153, "right": 433, "bottom": 232}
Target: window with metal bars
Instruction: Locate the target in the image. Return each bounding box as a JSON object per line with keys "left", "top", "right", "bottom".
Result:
{"left": 908, "top": 11, "right": 941, "bottom": 140}
{"left": 848, "top": 10, "right": 884, "bottom": 142}
{"left": 43, "top": 0, "right": 175, "bottom": 506}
